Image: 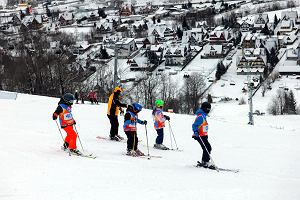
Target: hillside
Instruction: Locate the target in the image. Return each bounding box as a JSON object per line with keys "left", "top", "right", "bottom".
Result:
{"left": 0, "top": 93, "right": 300, "bottom": 200}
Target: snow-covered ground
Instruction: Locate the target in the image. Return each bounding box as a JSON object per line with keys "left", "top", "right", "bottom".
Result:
{"left": 1, "top": 92, "right": 300, "bottom": 200}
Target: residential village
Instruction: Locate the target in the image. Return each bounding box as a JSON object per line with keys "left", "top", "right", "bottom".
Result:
{"left": 1, "top": 0, "right": 300, "bottom": 107}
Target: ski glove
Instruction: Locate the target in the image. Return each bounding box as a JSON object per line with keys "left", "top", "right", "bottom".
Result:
{"left": 192, "top": 132, "right": 199, "bottom": 139}
{"left": 52, "top": 114, "right": 58, "bottom": 120}
{"left": 142, "top": 120, "right": 147, "bottom": 125}
{"left": 164, "top": 115, "right": 170, "bottom": 121}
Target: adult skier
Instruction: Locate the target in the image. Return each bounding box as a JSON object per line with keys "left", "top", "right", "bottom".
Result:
{"left": 107, "top": 86, "right": 127, "bottom": 141}
{"left": 152, "top": 99, "right": 170, "bottom": 150}
{"left": 192, "top": 102, "right": 215, "bottom": 168}
{"left": 74, "top": 90, "right": 79, "bottom": 104}
{"left": 123, "top": 103, "right": 147, "bottom": 156}
{"left": 52, "top": 93, "right": 81, "bottom": 155}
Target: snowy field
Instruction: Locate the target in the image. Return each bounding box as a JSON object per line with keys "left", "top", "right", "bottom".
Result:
{"left": 1, "top": 93, "right": 300, "bottom": 200}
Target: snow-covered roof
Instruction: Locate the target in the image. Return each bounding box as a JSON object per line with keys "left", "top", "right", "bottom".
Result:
{"left": 237, "top": 68, "right": 264, "bottom": 73}
{"left": 281, "top": 11, "right": 298, "bottom": 20}
{"left": 204, "top": 44, "right": 222, "bottom": 54}
{"left": 281, "top": 19, "right": 293, "bottom": 28}
{"left": 286, "top": 48, "right": 299, "bottom": 59}
{"left": 116, "top": 38, "right": 135, "bottom": 45}
{"left": 59, "top": 12, "right": 73, "bottom": 21}
{"left": 278, "top": 65, "right": 300, "bottom": 73}
{"left": 255, "top": 13, "right": 268, "bottom": 24}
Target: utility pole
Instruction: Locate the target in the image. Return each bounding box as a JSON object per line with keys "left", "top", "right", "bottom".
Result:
{"left": 114, "top": 44, "right": 118, "bottom": 88}
{"left": 247, "top": 61, "right": 254, "bottom": 125}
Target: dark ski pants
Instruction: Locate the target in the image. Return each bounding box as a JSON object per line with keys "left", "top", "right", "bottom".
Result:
{"left": 125, "top": 131, "right": 138, "bottom": 151}
{"left": 107, "top": 115, "right": 119, "bottom": 138}
{"left": 194, "top": 136, "right": 212, "bottom": 162}
{"left": 155, "top": 128, "right": 164, "bottom": 144}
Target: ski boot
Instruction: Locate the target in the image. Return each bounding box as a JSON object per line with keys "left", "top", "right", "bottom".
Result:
{"left": 110, "top": 136, "right": 120, "bottom": 141}
{"left": 69, "top": 149, "right": 83, "bottom": 156}
{"left": 126, "top": 150, "right": 138, "bottom": 157}
{"left": 154, "top": 144, "right": 169, "bottom": 150}
{"left": 61, "top": 142, "right": 69, "bottom": 151}
{"left": 115, "top": 135, "right": 124, "bottom": 141}
{"left": 198, "top": 161, "right": 216, "bottom": 169}
{"left": 135, "top": 149, "right": 145, "bottom": 156}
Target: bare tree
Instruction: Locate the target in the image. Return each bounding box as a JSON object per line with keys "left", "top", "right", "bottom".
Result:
{"left": 179, "top": 73, "right": 206, "bottom": 114}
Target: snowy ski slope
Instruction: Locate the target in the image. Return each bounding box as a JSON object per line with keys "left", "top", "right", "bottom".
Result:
{"left": 0, "top": 93, "right": 300, "bottom": 200}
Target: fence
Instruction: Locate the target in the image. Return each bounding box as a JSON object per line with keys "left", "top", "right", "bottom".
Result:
{"left": 0, "top": 90, "right": 18, "bottom": 100}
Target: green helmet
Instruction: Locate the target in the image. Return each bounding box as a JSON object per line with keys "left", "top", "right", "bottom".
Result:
{"left": 155, "top": 99, "right": 164, "bottom": 107}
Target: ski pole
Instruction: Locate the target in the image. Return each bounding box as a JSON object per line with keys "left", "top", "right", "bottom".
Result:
{"left": 144, "top": 124, "right": 150, "bottom": 160}
{"left": 169, "top": 121, "right": 173, "bottom": 149}
{"left": 198, "top": 136, "right": 219, "bottom": 172}
{"left": 74, "top": 125, "right": 85, "bottom": 153}
{"left": 55, "top": 120, "right": 71, "bottom": 156}
{"left": 168, "top": 121, "right": 178, "bottom": 150}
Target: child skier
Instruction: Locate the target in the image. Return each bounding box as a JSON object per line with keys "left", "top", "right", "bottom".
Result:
{"left": 152, "top": 99, "right": 170, "bottom": 150}
{"left": 52, "top": 93, "right": 81, "bottom": 155}
{"left": 192, "top": 102, "right": 215, "bottom": 169}
{"left": 123, "top": 103, "right": 147, "bottom": 156}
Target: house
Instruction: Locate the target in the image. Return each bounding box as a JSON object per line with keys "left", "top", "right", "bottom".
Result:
{"left": 278, "top": 47, "right": 300, "bottom": 75}
{"left": 155, "top": 8, "right": 170, "bottom": 18}
{"left": 281, "top": 11, "right": 298, "bottom": 24}
{"left": 72, "top": 41, "right": 91, "bottom": 55}
{"left": 208, "top": 26, "right": 233, "bottom": 45}
{"left": 119, "top": 4, "right": 133, "bottom": 16}
{"left": 286, "top": 48, "right": 299, "bottom": 61}
{"left": 236, "top": 48, "right": 267, "bottom": 75}
{"left": 115, "top": 38, "right": 138, "bottom": 58}
{"left": 274, "top": 18, "right": 295, "bottom": 35}
{"left": 164, "top": 44, "right": 192, "bottom": 66}
{"left": 135, "top": 36, "right": 159, "bottom": 48}
{"left": 142, "top": 44, "right": 164, "bottom": 66}
{"left": 254, "top": 14, "right": 269, "bottom": 31}
{"left": 278, "top": 65, "right": 300, "bottom": 75}
{"left": 242, "top": 33, "right": 259, "bottom": 48}
{"left": 240, "top": 20, "right": 253, "bottom": 32}
{"left": 282, "top": 32, "right": 297, "bottom": 45}
{"left": 20, "top": 15, "right": 43, "bottom": 31}
{"left": 94, "top": 21, "right": 113, "bottom": 34}
{"left": 129, "top": 56, "right": 151, "bottom": 71}
{"left": 58, "top": 12, "right": 74, "bottom": 26}
{"left": 202, "top": 44, "right": 230, "bottom": 58}
{"left": 182, "top": 27, "right": 208, "bottom": 45}
{"left": 87, "top": 12, "right": 100, "bottom": 22}
{"left": 148, "top": 23, "right": 175, "bottom": 41}
{"left": 137, "top": 3, "right": 155, "bottom": 15}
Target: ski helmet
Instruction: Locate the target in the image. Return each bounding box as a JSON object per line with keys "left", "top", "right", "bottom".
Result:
{"left": 114, "top": 86, "right": 123, "bottom": 93}
{"left": 155, "top": 99, "right": 164, "bottom": 107}
{"left": 63, "top": 93, "right": 75, "bottom": 105}
{"left": 201, "top": 102, "right": 211, "bottom": 114}
{"left": 132, "top": 103, "right": 143, "bottom": 112}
